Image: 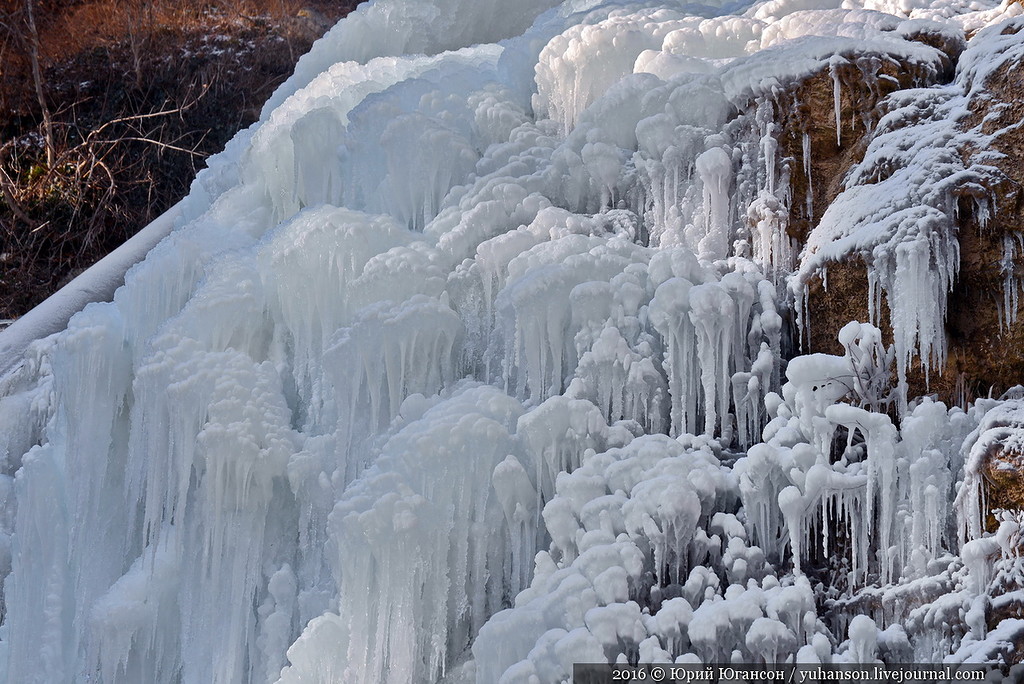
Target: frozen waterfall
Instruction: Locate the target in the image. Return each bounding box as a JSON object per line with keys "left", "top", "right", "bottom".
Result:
{"left": 1, "top": 0, "right": 1024, "bottom": 681}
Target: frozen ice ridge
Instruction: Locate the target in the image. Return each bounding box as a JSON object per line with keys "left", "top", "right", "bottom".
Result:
{"left": 1, "top": 0, "right": 1024, "bottom": 681}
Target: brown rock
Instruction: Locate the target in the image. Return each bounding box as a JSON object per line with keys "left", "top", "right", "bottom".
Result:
{"left": 773, "top": 48, "right": 951, "bottom": 245}
{"left": 786, "top": 36, "right": 1024, "bottom": 404}
{"left": 978, "top": 423, "right": 1024, "bottom": 528}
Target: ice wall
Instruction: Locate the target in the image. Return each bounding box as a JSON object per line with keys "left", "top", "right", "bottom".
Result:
{"left": 1, "top": 0, "right": 1024, "bottom": 681}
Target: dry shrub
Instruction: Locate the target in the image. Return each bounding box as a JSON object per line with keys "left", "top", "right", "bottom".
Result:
{"left": 0, "top": 0, "right": 354, "bottom": 317}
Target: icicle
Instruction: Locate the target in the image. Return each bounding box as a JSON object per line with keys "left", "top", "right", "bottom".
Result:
{"left": 695, "top": 146, "right": 734, "bottom": 262}
{"left": 649, "top": 277, "right": 699, "bottom": 437}
{"left": 1000, "top": 232, "right": 1024, "bottom": 330}
{"left": 492, "top": 456, "right": 538, "bottom": 597}
{"left": 778, "top": 486, "right": 804, "bottom": 574}
{"left": 762, "top": 124, "right": 778, "bottom": 197}
{"left": 802, "top": 131, "right": 813, "bottom": 223}
{"left": 828, "top": 56, "right": 847, "bottom": 148}
{"left": 689, "top": 283, "right": 736, "bottom": 437}
{"left": 326, "top": 386, "right": 523, "bottom": 683}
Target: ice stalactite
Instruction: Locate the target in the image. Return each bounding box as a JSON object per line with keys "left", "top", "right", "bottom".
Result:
{"left": 689, "top": 283, "right": 736, "bottom": 438}
{"left": 875, "top": 218, "right": 959, "bottom": 400}
{"left": 492, "top": 454, "right": 539, "bottom": 599}
{"left": 258, "top": 207, "right": 416, "bottom": 428}
{"left": 829, "top": 55, "right": 846, "bottom": 147}
{"left": 32, "top": 307, "right": 133, "bottom": 682}
{"left": 517, "top": 394, "right": 630, "bottom": 518}
{"left": 497, "top": 239, "right": 632, "bottom": 402}
{"left": 322, "top": 294, "right": 462, "bottom": 481}
{"left": 311, "top": 385, "right": 524, "bottom": 683}
{"left": 4, "top": 443, "right": 72, "bottom": 684}
{"left": 802, "top": 131, "right": 813, "bottom": 224}
{"left": 748, "top": 194, "right": 794, "bottom": 285}
{"left": 648, "top": 275, "right": 700, "bottom": 437}
{"left": 165, "top": 356, "right": 296, "bottom": 684}
{"left": 695, "top": 147, "right": 734, "bottom": 263}
{"left": 89, "top": 530, "right": 182, "bottom": 684}
{"left": 999, "top": 232, "right": 1024, "bottom": 330}
{"left": 568, "top": 324, "right": 668, "bottom": 435}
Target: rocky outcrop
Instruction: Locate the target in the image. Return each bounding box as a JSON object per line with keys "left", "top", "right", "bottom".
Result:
{"left": 949, "top": 25, "right": 1024, "bottom": 402}
{"left": 962, "top": 395, "right": 1024, "bottom": 528}
{"left": 776, "top": 39, "right": 957, "bottom": 245}
{"left": 789, "top": 24, "right": 1024, "bottom": 405}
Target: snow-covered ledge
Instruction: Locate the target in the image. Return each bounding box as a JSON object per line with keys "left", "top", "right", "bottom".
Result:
{"left": 0, "top": 200, "right": 183, "bottom": 379}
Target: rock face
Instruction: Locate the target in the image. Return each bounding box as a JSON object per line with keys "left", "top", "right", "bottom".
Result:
{"left": 776, "top": 62, "right": 917, "bottom": 361}
{"left": 950, "top": 29, "right": 1024, "bottom": 402}
{"left": 778, "top": 25, "right": 1024, "bottom": 570}
{"left": 780, "top": 42, "right": 958, "bottom": 246}
{"left": 788, "top": 26, "right": 1024, "bottom": 406}
{"left": 963, "top": 395, "right": 1024, "bottom": 528}
{"left": 979, "top": 437, "right": 1024, "bottom": 521}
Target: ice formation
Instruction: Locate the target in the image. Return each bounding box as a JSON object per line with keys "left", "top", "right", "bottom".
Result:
{"left": 2, "top": 0, "right": 1024, "bottom": 681}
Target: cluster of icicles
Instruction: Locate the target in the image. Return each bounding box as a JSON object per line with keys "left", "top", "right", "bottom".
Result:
{"left": 1, "top": 0, "right": 1024, "bottom": 682}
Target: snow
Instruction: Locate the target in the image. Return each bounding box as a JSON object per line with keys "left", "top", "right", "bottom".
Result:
{"left": 1, "top": 0, "right": 1024, "bottom": 681}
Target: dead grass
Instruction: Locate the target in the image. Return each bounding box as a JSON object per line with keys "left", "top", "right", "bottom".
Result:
{"left": 0, "top": 0, "right": 353, "bottom": 318}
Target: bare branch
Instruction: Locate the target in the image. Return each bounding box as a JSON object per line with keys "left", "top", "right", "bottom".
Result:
{"left": 91, "top": 136, "right": 208, "bottom": 158}
{"left": 0, "top": 166, "right": 34, "bottom": 228}
{"left": 24, "top": 0, "right": 55, "bottom": 168}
